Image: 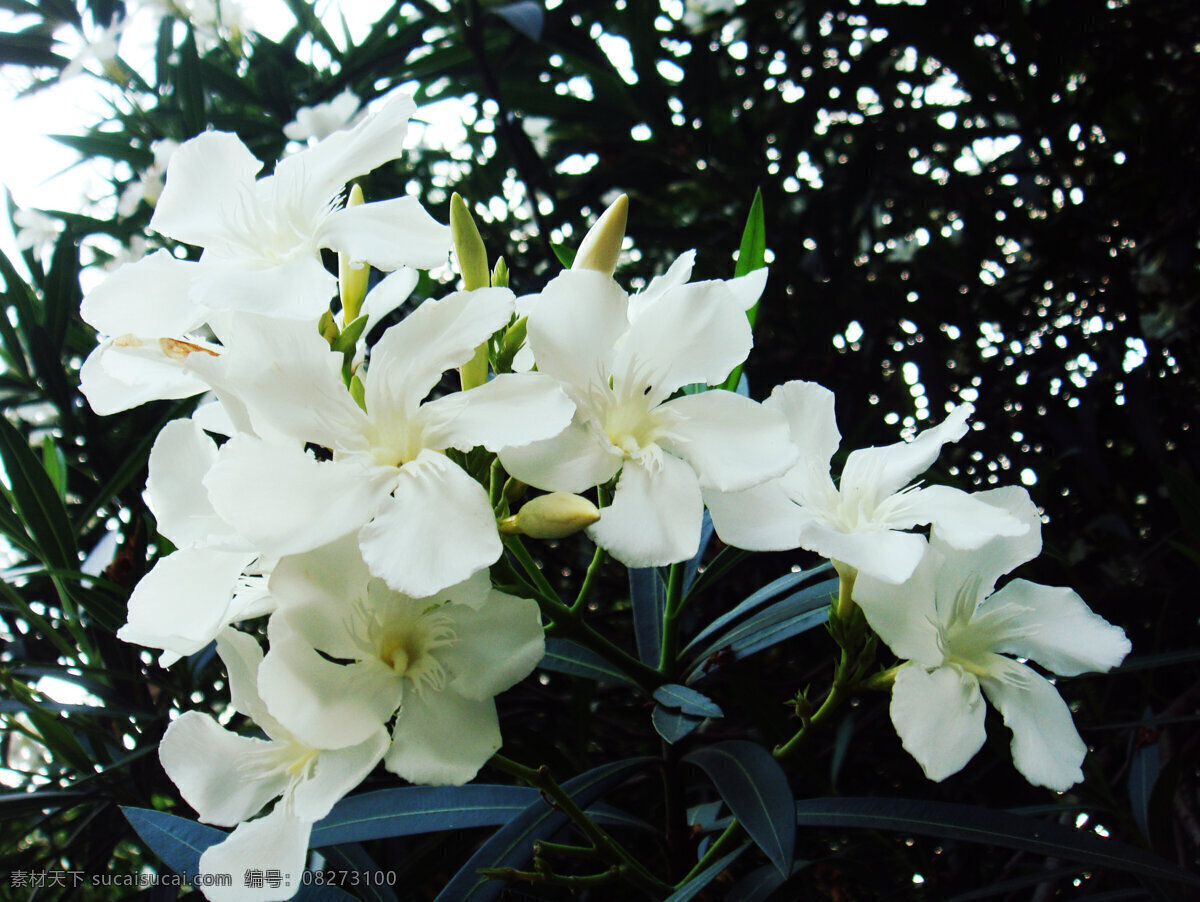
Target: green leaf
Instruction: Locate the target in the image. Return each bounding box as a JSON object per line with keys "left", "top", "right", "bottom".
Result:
{"left": 0, "top": 29, "right": 65, "bottom": 69}
{"left": 652, "top": 704, "right": 704, "bottom": 744}
{"left": 41, "top": 435, "right": 67, "bottom": 500}
{"left": 666, "top": 845, "right": 748, "bottom": 901}
{"left": 685, "top": 741, "right": 795, "bottom": 878}
{"left": 734, "top": 188, "right": 766, "bottom": 280}
{"left": 653, "top": 684, "right": 724, "bottom": 718}
{"left": 310, "top": 785, "right": 539, "bottom": 847}
{"left": 540, "top": 637, "right": 636, "bottom": 686}
{"left": 792, "top": 797, "right": 1200, "bottom": 887}
{"left": 629, "top": 567, "right": 665, "bottom": 666}
{"left": 176, "top": 27, "right": 206, "bottom": 137}
{"left": 0, "top": 415, "right": 78, "bottom": 571}
{"left": 331, "top": 314, "right": 370, "bottom": 355}
{"left": 550, "top": 241, "right": 576, "bottom": 268}
{"left": 50, "top": 133, "right": 154, "bottom": 167}
{"left": 434, "top": 757, "right": 653, "bottom": 901}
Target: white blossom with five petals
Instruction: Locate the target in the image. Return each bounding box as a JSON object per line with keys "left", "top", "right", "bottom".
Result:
{"left": 499, "top": 267, "right": 796, "bottom": 567}
{"left": 706, "top": 380, "right": 1028, "bottom": 584}
{"left": 195, "top": 289, "right": 574, "bottom": 597}
{"left": 159, "top": 629, "right": 388, "bottom": 902}
{"left": 853, "top": 486, "right": 1131, "bottom": 790}
{"left": 256, "top": 536, "right": 545, "bottom": 785}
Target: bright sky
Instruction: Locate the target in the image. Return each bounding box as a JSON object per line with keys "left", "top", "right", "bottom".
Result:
{"left": 0, "top": 1, "right": 398, "bottom": 258}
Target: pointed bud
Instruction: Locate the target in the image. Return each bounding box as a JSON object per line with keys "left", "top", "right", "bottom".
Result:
{"left": 338, "top": 183, "right": 370, "bottom": 321}
{"left": 497, "top": 493, "right": 601, "bottom": 539}
{"left": 572, "top": 194, "right": 628, "bottom": 276}
{"left": 491, "top": 256, "right": 509, "bottom": 288}
{"left": 450, "top": 193, "right": 490, "bottom": 291}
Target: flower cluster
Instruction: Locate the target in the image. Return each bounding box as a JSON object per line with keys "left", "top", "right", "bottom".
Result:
{"left": 85, "top": 92, "right": 1129, "bottom": 899}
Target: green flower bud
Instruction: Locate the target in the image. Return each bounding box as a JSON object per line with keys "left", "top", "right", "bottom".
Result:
{"left": 497, "top": 493, "right": 601, "bottom": 539}
{"left": 338, "top": 183, "right": 370, "bottom": 321}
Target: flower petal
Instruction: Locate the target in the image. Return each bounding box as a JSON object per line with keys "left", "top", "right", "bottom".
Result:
{"left": 79, "top": 338, "right": 209, "bottom": 415}
{"left": 986, "top": 579, "right": 1131, "bottom": 676}
{"left": 290, "top": 727, "right": 390, "bottom": 821}
{"left": 931, "top": 486, "right": 1044, "bottom": 604}
{"left": 386, "top": 689, "right": 501, "bottom": 786}
{"left": 884, "top": 484, "right": 1029, "bottom": 549}
{"left": 117, "top": 549, "right": 257, "bottom": 660}
{"left": 360, "top": 267, "right": 418, "bottom": 330}
{"left": 611, "top": 280, "right": 751, "bottom": 397}
{"left": 80, "top": 250, "right": 202, "bottom": 336}
{"left": 705, "top": 480, "right": 812, "bottom": 551}
{"left": 588, "top": 455, "right": 703, "bottom": 567}
{"left": 266, "top": 535, "right": 371, "bottom": 659}
{"left": 981, "top": 660, "right": 1087, "bottom": 790}
{"left": 359, "top": 450, "right": 501, "bottom": 597}
{"left": 365, "top": 288, "right": 514, "bottom": 413}
{"left": 205, "top": 435, "right": 393, "bottom": 558}
{"left": 797, "top": 521, "right": 929, "bottom": 585}
{"left": 215, "top": 628, "right": 285, "bottom": 736}
{"left": 150, "top": 132, "right": 264, "bottom": 247}
{"left": 145, "top": 419, "right": 238, "bottom": 549}
{"left": 441, "top": 591, "right": 544, "bottom": 700}
{"left": 524, "top": 269, "right": 629, "bottom": 390}
{"left": 191, "top": 254, "right": 338, "bottom": 320}
{"left": 840, "top": 405, "right": 972, "bottom": 503}
{"left": 498, "top": 416, "right": 623, "bottom": 493}
{"left": 198, "top": 804, "right": 309, "bottom": 902}
{"left": 854, "top": 548, "right": 944, "bottom": 665}
{"left": 422, "top": 372, "right": 575, "bottom": 453}
{"left": 659, "top": 390, "right": 795, "bottom": 492}
{"left": 318, "top": 196, "right": 450, "bottom": 271}
{"left": 627, "top": 250, "right": 695, "bottom": 320}
{"left": 159, "top": 711, "right": 287, "bottom": 826}
{"left": 890, "top": 663, "right": 987, "bottom": 782}
{"left": 259, "top": 616, "right": 402, "bottom": 750}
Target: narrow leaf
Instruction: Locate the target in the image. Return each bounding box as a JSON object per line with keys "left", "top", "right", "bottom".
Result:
{"left": 540, "top": 637, "right": 635, "bottom": 685}
{"left": 122, "top": 807, "right": 226, "bottom": 876}
{"left": 792, "top": 797, "right": 1200, "bottom": 887}
{"left": 653, "top": 684, "right": 723, "bottom": 718}
{"left": 685, "top": 580, "right": 837, "bottom": 682}
{"left": 722, "top": 188, "right": 765, "bottom": 391}
{"left": 684, "top": 563, "right": 832, "bottom": 655}
{"left": 685, "top": 741, "right": 795, "bottom": 878}
{"left": 550, "top": 242, "right": 575, "bottom": 268}
{"left": 0, "top": 380, "right": 77, "bottom": 572}
{"left": 310, "top": 785, "right": 537, "bottom": 846}
{"left": 434, "top": 757, "right": 652, "bottom": 902}
{"left": 629, "top": 567, "right": 665, "bottom": 666}
{"left": 666, "top": 845, "right": 748, "bottom": 901}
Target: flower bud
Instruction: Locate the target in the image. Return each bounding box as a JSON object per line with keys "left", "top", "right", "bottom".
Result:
{"left": 498, "top": 493, "right": 601, "bottom": 539}
{"left": 572, "top": 194, "right": 628, "bottom": 276}
{"left": 338, "top": 183, "right": 370, "bottom": 321}
{"left": 450, "top": 193, "right": 489, "bottom": 291}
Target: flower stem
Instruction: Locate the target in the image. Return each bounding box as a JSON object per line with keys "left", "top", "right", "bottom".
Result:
{"left": 502, "top": 535, "right": 661, "bottom": 693}
{"left": 488, "top": 754, "right": 671, "bottom": 896}
{"left": 678, "top": 820, "right": 743, "bottom": 887}
{"left": 657, "top": 563, "right": 685, "bottom": 675}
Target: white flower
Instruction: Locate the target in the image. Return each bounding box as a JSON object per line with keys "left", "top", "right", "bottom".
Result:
{"left": 854, "top": 487, "right": 1131, "bottom": 790}
{"left": 118, "top": 139, "right": 178, "bottom": 217}
{"left": 117, "top": 419, "right": 271, "bottom": 666}
{"left": 196, "top": 290, "right": 574, "bottom": 597}
{"left": 706, "top": 381, "right": 1027, "bottom": 583}
{"left": 143, "top": 90, "right": 447, "bottom": 320}
{"left": 284, "top": 89, "right": 362, "bottom": 142}
{"left": 13, "top": 209, "right": 61, "bottom": 257}
{"left": 499, "top": 267, "right": 795, "bottom": 567}
{"left": 256, "top": 536, "right": 545, "bottom": 785}
{"left": 160, "top": 630, "right": 388, "bottom": 902}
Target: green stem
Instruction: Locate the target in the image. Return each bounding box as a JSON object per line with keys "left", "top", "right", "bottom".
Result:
{"left": 678, "top": 820, "right": 743, "bottom": 887}
{"left": 657, "top": 563, "right": 685, "bottom": 675}
{"left": 477, "top": 865, "right": 622, "bottom": 889}
{"left": 502, "top": 536, "right": 661, "bottom": 693}
{"left": 488, "top": 755, "right": 671, "bottom": 895}
{"left": 571, "top": 544, "right": 606, "bottom": 613}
